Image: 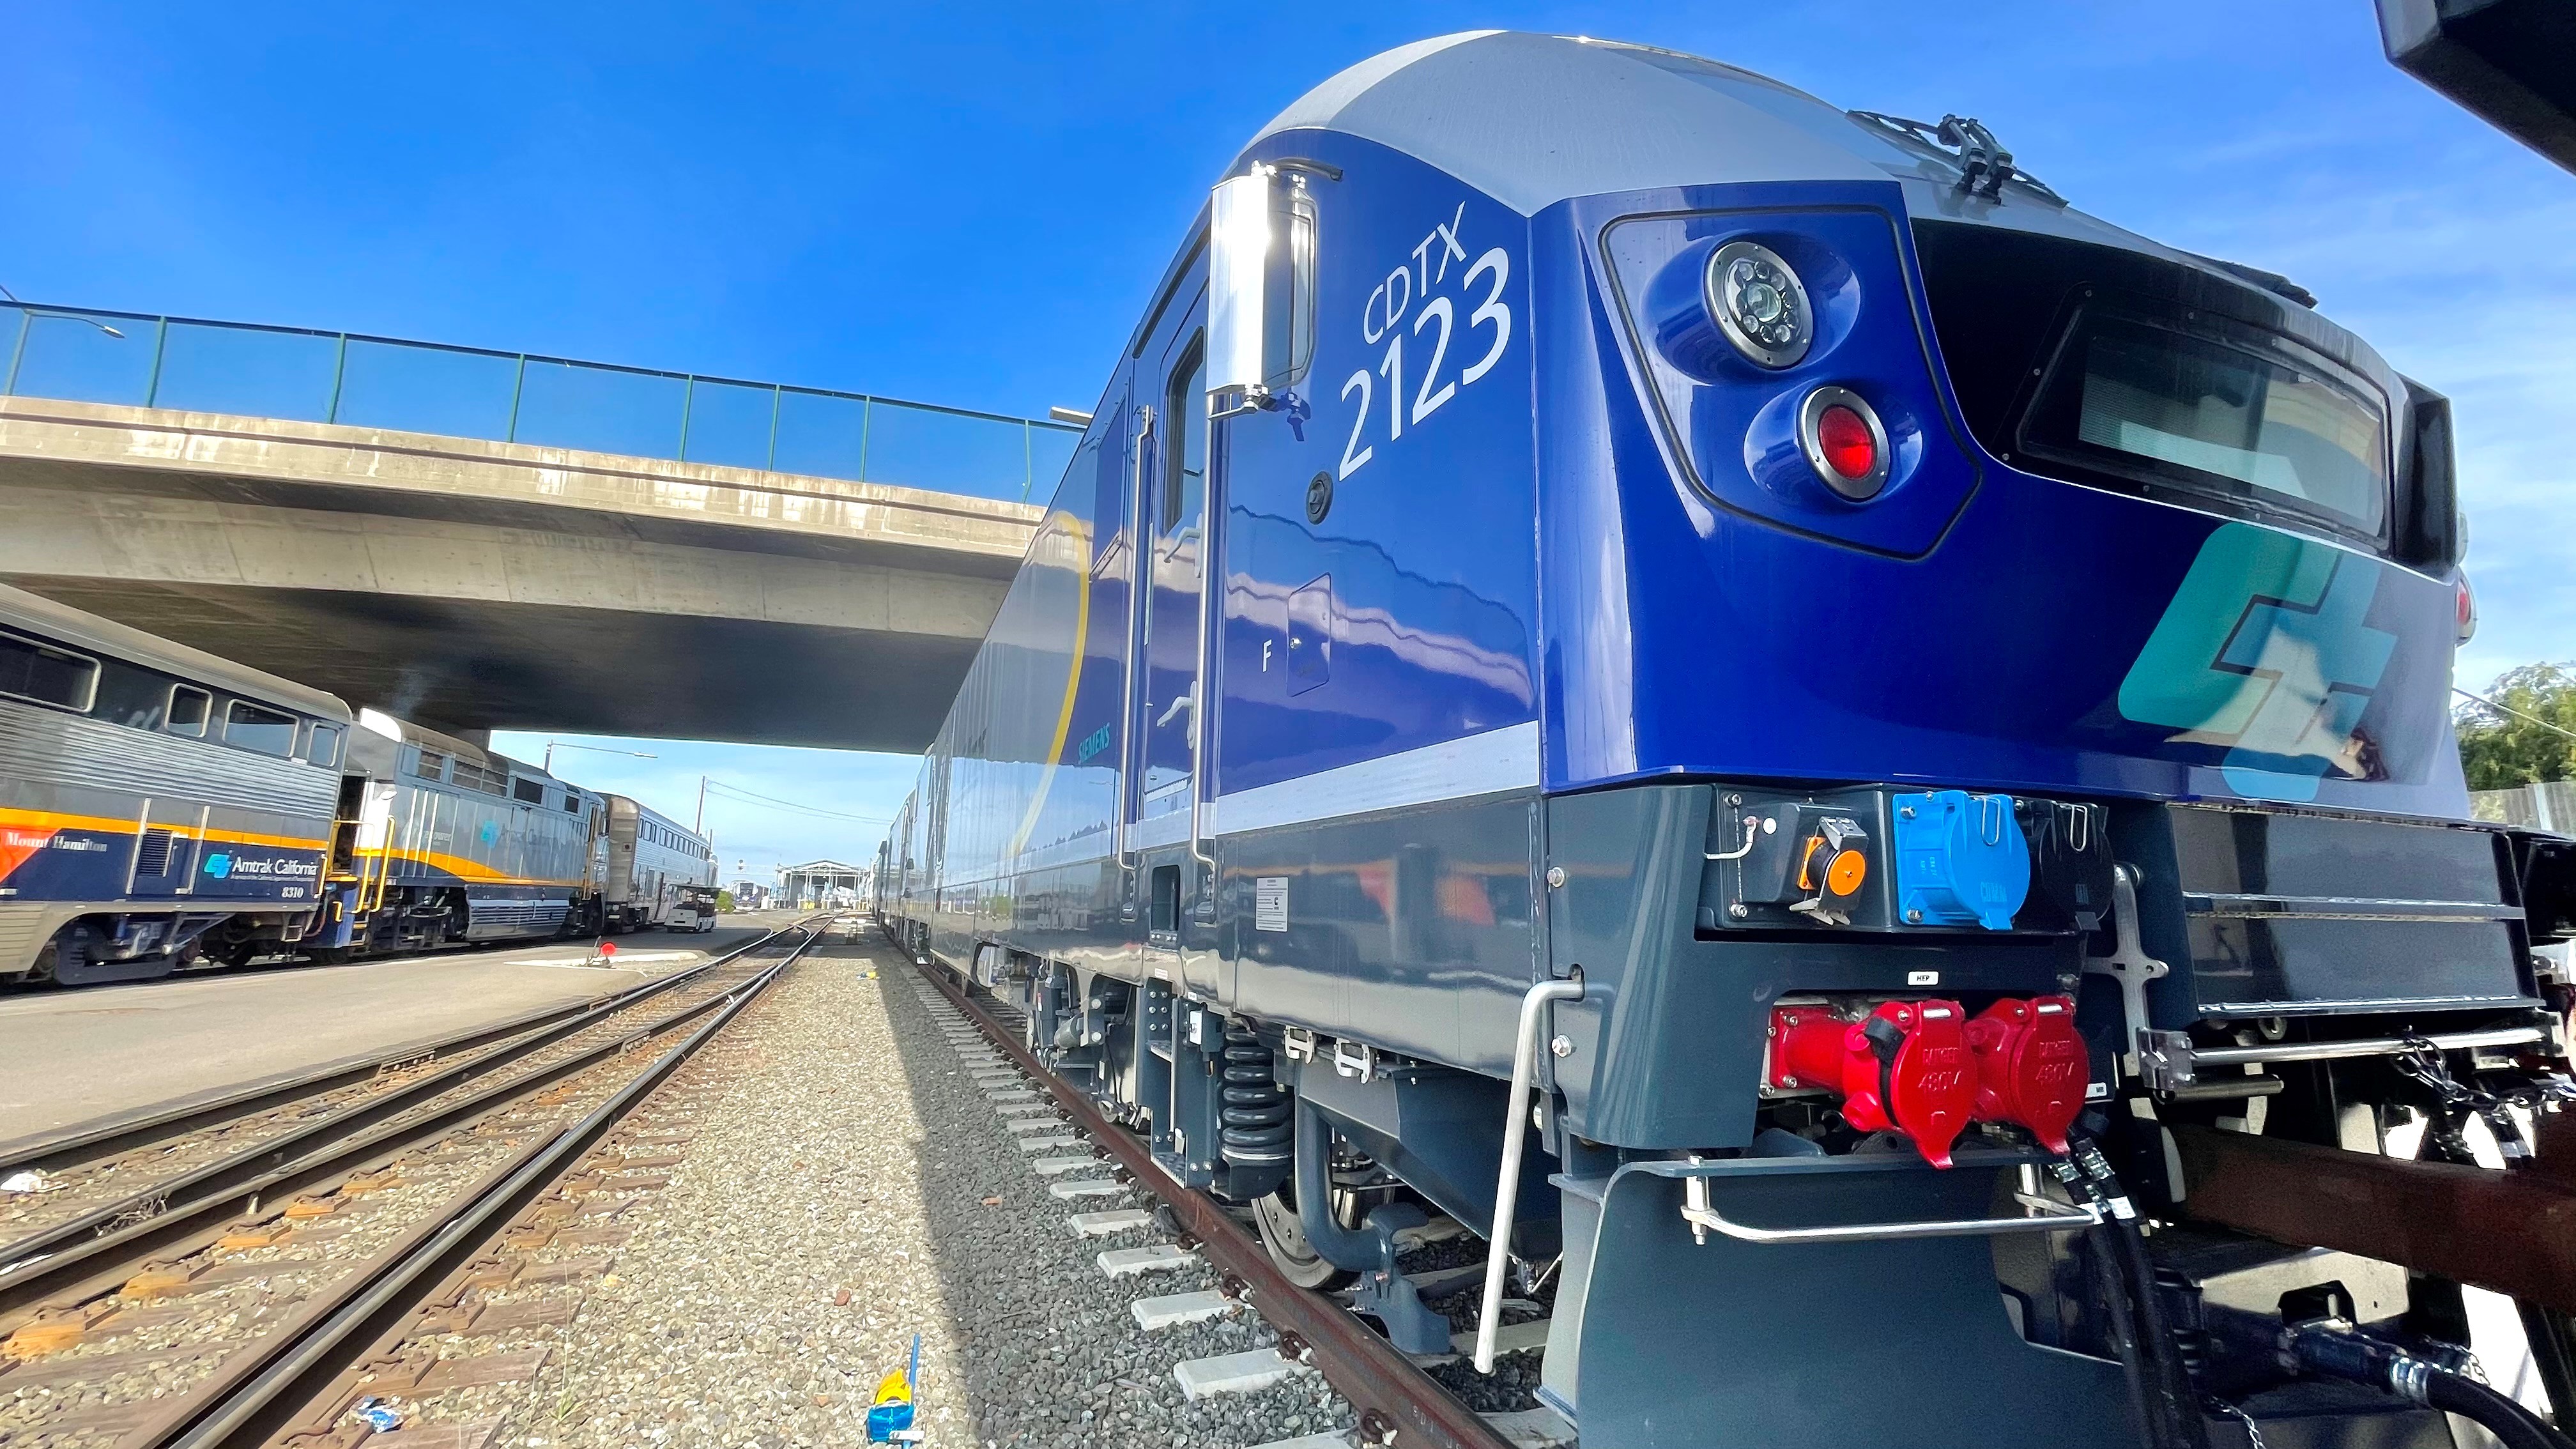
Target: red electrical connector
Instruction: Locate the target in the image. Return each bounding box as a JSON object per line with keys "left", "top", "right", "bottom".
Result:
{"left": 1768, "top": 999, "right": 1976, "bottom": 1168}
{"left": 1965, "top": 995, "right": 2089, "bottom": 1153}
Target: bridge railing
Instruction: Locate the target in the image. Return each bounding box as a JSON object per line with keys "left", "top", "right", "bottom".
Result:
{"left": 0, "top": 303, "right": 1079, "bottom": 505}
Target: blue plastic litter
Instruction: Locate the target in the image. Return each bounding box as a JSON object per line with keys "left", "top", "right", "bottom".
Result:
{"left": 1892, "top": 790, "right": 2030, "bottom": 930}
{"left": 866, "top": 1333, "right": 923, "bottom": 1443}
{"left": 351, "top": 1397, "right": 403, "bottom": 1432}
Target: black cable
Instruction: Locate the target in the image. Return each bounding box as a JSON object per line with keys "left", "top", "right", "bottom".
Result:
{"left": 2070, "top": 1139, "right": 2212, "bottom": 1449}
{"left": 2423, "top": 1368, "right": 2573, "bottom": 1449}
{"left": 2288, "top": 1322, "right": 2576, "bottom": 1449}
{"left": 2087, "top": 1226, "right": 2166, "bottom": 1449}
{"left": 2055, "top": 1157, "right": 2179, "bottom": 1449}
{"left": 2112, "top": 1213, "right": 2214, "bottom": 1449}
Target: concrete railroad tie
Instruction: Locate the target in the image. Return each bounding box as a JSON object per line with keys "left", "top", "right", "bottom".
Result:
{"left": 1066, "top": 1209, "right": 1154, "bottom": 1238}
{"left": 1173, "top": 1347, "right": 1312, "bottom": 1401}
{"left": 1004, "top": 1116, "right": 1063, "bottom": 1135}
{"left": 1048, "top": 1179, "right": 1126, "bottom": 1200}
{"left": 1018, "top": 1136, "right": 1082, "bottom": 1154}
{"left": 1098, "top": 1243, "right": 1195, "bottom": 1278}
{"left": 1032, "top": 1153, "right": 1099, "bottom": 1174}
{"left": 1130, "top": 1289, "right": 1234, "bottom": 1330}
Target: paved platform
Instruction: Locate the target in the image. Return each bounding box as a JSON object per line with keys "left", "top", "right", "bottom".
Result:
{"left": 0, "top": 913, "right": 804, "bottom": 1144}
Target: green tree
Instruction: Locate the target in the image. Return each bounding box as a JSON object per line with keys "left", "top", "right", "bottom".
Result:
{"left": 2456, "top": 663, "right": 2576, "bottom": 790}
{"left": 715, "top": 889, "right": 737, "bottom": 914}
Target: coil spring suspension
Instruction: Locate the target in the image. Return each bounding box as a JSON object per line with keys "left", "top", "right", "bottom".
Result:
{"left": 1219, "top": 1023, "right": 1293, "bottom": 1165}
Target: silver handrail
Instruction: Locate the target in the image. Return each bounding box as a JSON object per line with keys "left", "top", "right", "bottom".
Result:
{"left": 1186, "top": 452, "right": 1218, "bottom": 885}
{"left": 1114, "top": 403, "right": 1153, "bottom": 875}
{"left": 2188, "top": 1026, "right": 2544, "bottom": 1069}
{"left": 1678, "top": 1173, "right": 2101, "bottom": 1245}
{"left": 1475, "top": 970, "right": 1584, "bottom": 1374}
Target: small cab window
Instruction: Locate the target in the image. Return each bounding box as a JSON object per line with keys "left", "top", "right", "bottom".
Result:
{"left": 0, "top": 632, "right": 99, "bottom": 712}
{"left": 1160, "top": 335, "right": 1208, "bottom": 538}
{"left": 167, "top": 687, "right": 211, "bottom": 737}
{"left": 224, "top": 700, "right": 298, "bottom": 757}
{"left": 303, "top": 723, "right": 343, "bottom": 769}
{"left": 513, "top": 778, "right": 545, "bottom": 804}
{"left": 562, "top": 794, "right": 579, "bottom": 813}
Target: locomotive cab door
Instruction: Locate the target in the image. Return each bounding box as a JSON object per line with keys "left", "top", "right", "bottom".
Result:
{"left": 1125, "top": 285, "right": 1225, "bottom": 998}
{"left": 1138, "top": 310, "right": 1209, "bottom": 839}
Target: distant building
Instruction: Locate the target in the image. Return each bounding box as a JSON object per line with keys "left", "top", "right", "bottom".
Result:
{"left": 778, "top": 859, "right": 868, "bottom": 909}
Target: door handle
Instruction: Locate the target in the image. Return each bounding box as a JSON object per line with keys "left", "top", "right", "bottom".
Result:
{"left": 1156, "top": 688, "right": 1196, "bottom": 728}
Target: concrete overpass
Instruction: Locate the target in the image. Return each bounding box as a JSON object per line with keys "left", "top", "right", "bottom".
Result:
{"left": 0, "top": 305, "right": 1059, "bottom": 750}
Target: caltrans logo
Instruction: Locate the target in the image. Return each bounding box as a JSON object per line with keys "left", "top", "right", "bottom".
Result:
{"left": 2119, "top": 523, "right": 2397, "bottom": 802}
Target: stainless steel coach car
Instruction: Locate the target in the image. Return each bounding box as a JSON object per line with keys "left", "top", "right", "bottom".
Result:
{"left": 317, "top": 711, "right": 603, "bottom": 957}
{"left": 0, "top": 582, "right": 351, "bottom": 985}
{"left": 599, "top": 794, "right": 717, "bottom": 932}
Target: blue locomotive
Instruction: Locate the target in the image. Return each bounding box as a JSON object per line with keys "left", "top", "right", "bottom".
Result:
{"left": 878, "top": 33, "right": 2576, "bottom": 1449}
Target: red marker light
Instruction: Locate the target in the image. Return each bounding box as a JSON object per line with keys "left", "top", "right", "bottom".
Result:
{"left": 1796, "top": 387, "right": 1890, "bottom": 501}
{"left": 1817, "top": 404, "right": 1878, "bottom": 481}
{"left": 2456, "top": 574, "right": 2478, "bottom": 644}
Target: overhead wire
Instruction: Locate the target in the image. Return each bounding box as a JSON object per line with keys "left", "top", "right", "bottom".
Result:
{"left": 2455, "top": 686, "right": 2576, "bottom": 744}
{"left": 700, "top": 778, "right": 889, "bottom": 824}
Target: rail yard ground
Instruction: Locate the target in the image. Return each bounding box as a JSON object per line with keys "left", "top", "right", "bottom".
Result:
{"left": 0, "top": 917, "right": 1567, "bottom": 1449}
{"left": 0, "top": 914, "right": 804, "bottom": 1142}
{"left": 433, "top": 923, "right": 1363, "bottom": 1449}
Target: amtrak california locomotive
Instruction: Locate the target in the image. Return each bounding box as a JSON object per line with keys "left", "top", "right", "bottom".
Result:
{"left": 0, "top": 581, "right": 349, "bottom": 983}
{"left": 0, "top": 583, "right": 722, "bottom": 983}
{"left": 880, "top": 33, "right": 2576, "bottom": 1449}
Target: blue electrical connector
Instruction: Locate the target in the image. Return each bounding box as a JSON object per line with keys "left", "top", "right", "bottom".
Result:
{"left": 1892, "top": 790, "right": 2030, "bottom": 930}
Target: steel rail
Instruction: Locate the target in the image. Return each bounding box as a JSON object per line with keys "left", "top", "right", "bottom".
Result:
{"left": 0, "top": 921, "right": 824, "bottom": 1317}
{"left": 912, "top": 956, "right": 1518, "bottom": 1449}
{"left": 121, "top": 934, "right": 808, "bottom": 1448}
{"left": 0, "top": 920, "right": 809, "bottom": 1177}
{"left": 0, "top": 923, "right": 818, "bottom": 1282}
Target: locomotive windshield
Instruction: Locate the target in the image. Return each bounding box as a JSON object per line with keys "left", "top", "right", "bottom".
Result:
{"left": 2022, "top": 305, "right": 2389, "bottom": 537}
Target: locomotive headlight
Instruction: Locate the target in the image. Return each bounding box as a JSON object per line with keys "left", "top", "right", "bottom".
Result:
{"left": 1705, "top": 240, "right": 1813, "bottom": 369}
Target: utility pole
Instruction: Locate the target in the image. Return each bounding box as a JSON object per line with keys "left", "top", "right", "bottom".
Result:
{"left": 694, "top": 774, "right": 708, "bottom": 834}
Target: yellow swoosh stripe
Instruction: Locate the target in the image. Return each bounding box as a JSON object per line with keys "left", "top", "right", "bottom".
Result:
{"left": 0, "top": 806, "right": 328, "bottom": 853}
{"left": 350, "top": 847, "right": 584, "bottom": 889}
{"left": 1007, "top": 514, "right": 1094, "bottom": 859}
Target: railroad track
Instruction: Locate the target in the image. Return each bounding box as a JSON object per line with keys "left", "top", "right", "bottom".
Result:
{"left": 0, "top": 922, "right": 813, "bottom": 1284}
{"left": 908, "top": 954, "right": 1526, "bottom": 1449}
{"left": 0, "top": 917, "right": 826, "bottom": 1448}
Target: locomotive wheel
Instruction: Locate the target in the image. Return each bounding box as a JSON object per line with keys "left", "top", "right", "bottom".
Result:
{"left": 1254, "top": 1184, "right": 1355, "bottom": 1291}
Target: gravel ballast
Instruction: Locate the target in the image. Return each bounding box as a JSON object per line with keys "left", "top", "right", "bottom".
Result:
{"left": 505, "top": 924, "right": 1363, "bottom": 1449}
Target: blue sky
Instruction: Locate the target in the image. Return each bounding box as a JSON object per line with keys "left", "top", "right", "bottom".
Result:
{"left": 6, "top": 2, "right": 2570, "bottom": 872}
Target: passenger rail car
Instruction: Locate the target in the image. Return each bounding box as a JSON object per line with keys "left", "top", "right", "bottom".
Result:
{"left": 879, "top": 32, "right": 2576, "bottom": 1449}
{"left": 0, "top": 582, "right": 351, "bottom": 985}
{"left": 318, "top": 711, "right": 602, "bottom": 957}
{"left": 599, "top": 795, "right": 717, "bottom": 933}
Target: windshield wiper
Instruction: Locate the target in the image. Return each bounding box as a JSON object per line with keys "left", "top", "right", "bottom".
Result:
{"left": 1848, "top": 111, "right": 2068, "bottom": 206}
